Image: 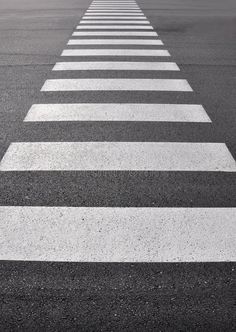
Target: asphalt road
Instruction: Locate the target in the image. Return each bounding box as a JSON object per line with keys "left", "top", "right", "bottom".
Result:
{"left": 0, "top": 0, "right": 235, "bottom": 330}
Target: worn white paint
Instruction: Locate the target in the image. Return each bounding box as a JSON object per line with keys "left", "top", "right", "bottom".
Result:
{"left": 24, "top": 103, "right": 211, "bottom": 123}
{"left": 1, "top": 142, "right": 235, "bottom": 171}
{"left": 0, "top": 207, "right": 235, "bottom": 262}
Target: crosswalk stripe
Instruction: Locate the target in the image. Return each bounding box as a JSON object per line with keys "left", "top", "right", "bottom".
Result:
{"left": 61, "top": 49, "right": 169, "bottom": 56}
{"left": 83, "top": 16, "right": 147, "bottom": 19}
{"left": 86, "top": 10, "right": 142, "bottom": 12}
{"left": 76, "top": 25, "right": 153, "bottom": 29}
{"left": 89, "top": 4, "right": 140, "bottom": 5}
{"left": 24, "top": 104, "right": 211, "bottom": 123}
{"left": 89, "top": 6, "right": 140, "bottom": 8}
{"left": 84, "top": 13, "right": 145, "bottom": 15}
{"left": 67, "top": 39, "right": 163, "bottom": 45}
{"left": 72, "top": 31, "right": 158, "bottom": 36}
{"left": 1, "top": 206, "right": 235, "bottom": 262}
{"left": 80, "top": 20, "right": 150, "bottom": 24}
{"left": 52, "top": 61, "right": 178, "bottom": 71}
{"left": 41, "top": 78, "right": 191, "bottom": 91}
{"left": 92, "top": 1, "right": 138, "bottom": 2}
{"left": 1, "top": 142, "right": 235, "bottom": 171}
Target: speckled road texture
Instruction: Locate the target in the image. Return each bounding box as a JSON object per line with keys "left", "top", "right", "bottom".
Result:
{"left": 0, "top": 0, "right": 235, "bottom": 330}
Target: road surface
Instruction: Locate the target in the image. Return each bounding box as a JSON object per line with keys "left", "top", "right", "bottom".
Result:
{"left": 0, "top": 0, "right": 235, "bottom": 330}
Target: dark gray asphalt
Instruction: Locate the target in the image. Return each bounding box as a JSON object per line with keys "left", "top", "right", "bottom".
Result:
{"left": 0, "top": 0, "right": 236, "bottom": 330}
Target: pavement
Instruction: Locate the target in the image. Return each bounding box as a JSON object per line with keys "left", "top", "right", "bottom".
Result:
{"left": 0, "top": 0, "right": 235, "bottom": 330}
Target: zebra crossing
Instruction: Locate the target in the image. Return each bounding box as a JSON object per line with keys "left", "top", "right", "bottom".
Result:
{"left": 0, "top": 0, "right": 235, "bottom": 263}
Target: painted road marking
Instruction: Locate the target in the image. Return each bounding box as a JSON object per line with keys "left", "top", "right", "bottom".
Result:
{"left": 67, "top": 39, "right": 163, "bottom": 45}
{"left": 86, "top": 10, "right": 142, "bottom": 12}
{"left": 1, "top": 142, "right": 235, "bottom": 171}
{"left": 61, "top": 49, "right": 169, "bottom": 56}
{"left": 0, "top": 206, "right": 235, "bottom": 262}
{"left": 41, "top": 78, "right": 191, "bottom": 91}
{"left": 80, "top": 20, "right": 150, "bottom": 24}
{"left": 53, "top": 62, "right": 178, "bottom": 71}
{"left": 89, "top": 7, "right": 140, "bottom": 9}
{"left": 76, "top": 25, "right": 153, "bottom": 29}
{"left": 83, "top": 16, "right": 147, "bottom": 19}
{"left": 84, "top": 13, "right": 145, "bottom": 15}
{"left": 24, "top": 104, "right": 211, "bottom": 123}
{"left": 72, "top": 31, "right": 158, "bottom": 36}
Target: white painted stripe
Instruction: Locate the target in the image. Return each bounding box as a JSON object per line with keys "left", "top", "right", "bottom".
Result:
{"left": 86, "top": 9, "right": 142, "bottom": 13}
{"left": 1, "top": 207, "right": 235, "bottom": 262}
{"left": 24, "top": 104, "right": 211, "bottom": 123}
{"left": 0, "top": 142, "right": 235, "bottom": 172}
{"left": 84, "top": 13, "right": 144, "bottom": 15}
{"left": 89, "top": 7, "right": 140, "bottom": 10}
{"left": 91, "top": 4, "right": 138, "bottom": 5}
{"left": 80, "top": 20, "right": 150, "bottom": 24}
{"left": 83, "top": 16, "right": 147, "bottom": 19}
{"left": 89, "top": 5, "right": 140, "bottom": 6}
{"left": 92, "top": 1, "right": 138, "bottom": 2}
{"left": 61, "top": 49, "right": 169, "bottom": 56}
{"left": 72, "top": 31, "right": 158, "bottom": 36}
{"left": 41, "top": 78, "right": 191, "bottom": 92}
{"left": 76, "top": 25, "right": 153, "bottom": 29}
{"left": 89, "top": 6, "right": 140, "bottom": 8}
{"left": 53, "top": 61, "right": 177, "bottom": 71}
{"left": 67, "top": 39, "right": 163, "bottom": 45}
{"left": 91, "top": 2, "right": 138, "bottom": 3}
{"left": 53, "top": 62, "right": 178, "bottom": 71}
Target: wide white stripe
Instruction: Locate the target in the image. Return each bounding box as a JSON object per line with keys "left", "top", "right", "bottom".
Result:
{"left": 83, "top": 16, "right": 147, "bottom": 19}
{"left": 80, "top": 20, "right": 150, "bottom": 23}
{"left": 53, "top": 62, "right": 178, "bottom": 71}
{"left": 41, "top": 78, "right": 190, "bottom": 91}
{"left": 76, "top": 25, "right": 153, "bottom": 29}
{"left": 1, "top": 142, "right": 235, "bottom": 171}
{"left": 72, "top": 31, "right": 158, "bottom": 36}
{"left": 1, "top": 207, "right": 235, "bottom": 262}
{"left": 67, "top": 39, "right": 163, "bottom": 45}
{"left": 61, "top": 49, "right": 169, "bottom": 56}
{"left": 24, "top": 104, "right": 211, "bottom": 123}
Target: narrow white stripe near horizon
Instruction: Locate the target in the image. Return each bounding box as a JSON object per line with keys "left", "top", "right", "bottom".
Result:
{"left": 90, "top": 2, "right": 138, "bottom": 7}
{"left": 88, "top": 7, "right": 140, "bottom": 9}
{"left": 41, "top": 78, "right": 190, "bottom": 91}
{"left": 89, "top": 4, "right": 139, "bottom": 5}
{"left": 53, "top": 62, "right": 177, "bottom": 71}
{"left": 89, "top": 6, "right": 140, "bottom": 8}
{"left": 24, "top": 104, "right": 211, "bottom": 123}
{"left": 83, "top": 16, "right": 147, "bottom": 19}
{"left": 72, "top": 31, "right": 157, "bottom": 36}
{"left": 61, "top": 49, "right": 169, "bottom": 56}
{"left": 76, "top": 25, "right": 153, "bottom": 29}
{"left": 67, "top": 39, "right": 163, "bottom": 45}
{"left": 1, "top": 206, "right": 235, "bottom": 262}
{"left": 1, "top": 142, "right": 235, "bottom": 172}
{"left": 86, "top": 10, "right": 142, "bottom": 12}
{"left": 80, "top": 20, "right": 149, "bottom": 24}
{"left": 84, "top": 13, "right": 144, "bottom": 15}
